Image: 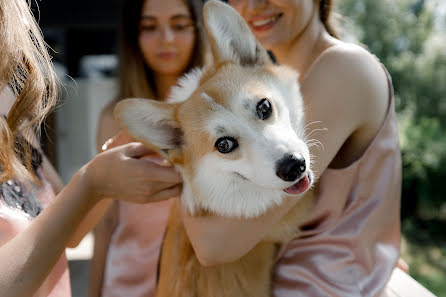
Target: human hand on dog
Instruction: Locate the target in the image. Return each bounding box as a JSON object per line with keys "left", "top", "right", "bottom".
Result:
{"left": 85, "top": 139, "right": 182, "bottom": 205}
{"left": 101, "top": 130, "right": 137, "bottom": 151}
{"left": 102, "top": 130, "right": 170, "bottom": 165}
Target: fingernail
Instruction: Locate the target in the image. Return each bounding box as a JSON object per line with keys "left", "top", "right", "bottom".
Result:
{"left": 102, "top": 139, "right": 114, "bottom": 151}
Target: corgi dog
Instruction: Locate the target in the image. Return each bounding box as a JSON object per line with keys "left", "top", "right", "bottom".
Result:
{"left": 115, "top": 1, "right": 315, "bottom": 296}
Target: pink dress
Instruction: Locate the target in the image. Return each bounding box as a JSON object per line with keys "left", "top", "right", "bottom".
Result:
{"left": 273, "top": 68, "right": 400, "bottom": 296}
{"left": 272, "top": 67, "right": 435, "bottom": 297}
{"left": 101, "top": 156, "right": 174, "bottom": 297}
{"left": 101, "top": 199, "right": 173, "bottom": 297}
{"left": 0, "top": 169, "right": 71, "bottom": 297}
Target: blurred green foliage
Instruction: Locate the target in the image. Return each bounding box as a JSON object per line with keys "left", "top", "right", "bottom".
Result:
{"left": 337, "top": 0, "right": 446, "bottom": 295}
{"left": 337, "top": 0, "right": 446, "bottom": 222}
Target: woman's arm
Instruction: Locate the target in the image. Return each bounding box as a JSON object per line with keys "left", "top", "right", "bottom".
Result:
{"left": 182, "top": 44, "right": 390, "bottom": 266}
{"left": 0, "top": 141, "right": 182, "bottom": 297}
{"left": 0, "top": 161, "right": 98, "bottom": 297}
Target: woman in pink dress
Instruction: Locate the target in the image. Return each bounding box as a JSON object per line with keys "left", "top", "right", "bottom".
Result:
{"left": 89, "top": 0, "right": 206, "bottom": 296}
{"left": 0, "top": 1, "right": 182, "bottom": 296}
{"left": 178, "top": 0, "right": 435, "bottom": 296}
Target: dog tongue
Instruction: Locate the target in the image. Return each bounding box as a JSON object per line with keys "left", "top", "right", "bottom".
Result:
{"left": 284, "top": 175, "right": 310, "bottom": 195}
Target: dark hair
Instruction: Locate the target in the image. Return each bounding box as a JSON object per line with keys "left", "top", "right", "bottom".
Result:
{"left": 319, "top": 0, "right": 339, "bottom": 39}
{"left": 117, "top": 0, "right": 207, "bottom": 100}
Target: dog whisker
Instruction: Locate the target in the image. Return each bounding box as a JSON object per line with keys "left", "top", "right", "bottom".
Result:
{"left": 300, "top": 121, "right": 324, "bottom": 139}
{"left": 306, "top": 138, "right": 325, "bottom": 151}
{"left": 302, "top": 121, "right": 323, "bottom": 133}
{"left": 305, "top": 128, "right": 328, "bottom": 140}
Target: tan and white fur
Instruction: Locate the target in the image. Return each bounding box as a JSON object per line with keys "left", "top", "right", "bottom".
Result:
{"left": 115, "top": 1, "right": 315, "bottom": 296}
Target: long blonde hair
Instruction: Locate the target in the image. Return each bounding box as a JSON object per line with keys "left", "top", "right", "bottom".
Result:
{"left": 0, "top": 0, "right": 58, "bottom": 183}
{"left": 117, "top": 0, "right": 207, "bottom": 100}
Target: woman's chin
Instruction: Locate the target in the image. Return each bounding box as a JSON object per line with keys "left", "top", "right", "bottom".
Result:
{"left": 151, "top": 60, "right": 189, "bottom": 77}
{"left": 254, "top": 35, "right": 282, "bottom": 52}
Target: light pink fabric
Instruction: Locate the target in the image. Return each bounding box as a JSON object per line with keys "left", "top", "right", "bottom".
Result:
{"left": 272, "top": 68, "right": 403, "bottom": 297}
{"left": 0, "top": 169, "right": 71, "bottom": 297}
{"left": 101, "top": 156, "right": 174, "bottom": 297}
{"left": 101, "top": 199, "right": 174, "bottom": 297}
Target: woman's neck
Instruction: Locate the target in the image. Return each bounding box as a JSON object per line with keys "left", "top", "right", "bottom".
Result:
{"left": 271, "top": 11, "right": 335, "bottom": 80}
{"left": 154, "top": 74, "right": 181, "bottom": 101}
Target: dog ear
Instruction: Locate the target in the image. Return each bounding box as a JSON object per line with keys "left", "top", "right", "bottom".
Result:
{"left": 203, "top": 0, "right": 270, "bottom": 67}
{"left": 114, "top": 99, "right": 182, "bottom": 159}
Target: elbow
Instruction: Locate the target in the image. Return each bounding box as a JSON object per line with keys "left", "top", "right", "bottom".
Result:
{"left": 192, "top": 242, "right": 244, "bottom": 267}
{"left": 181, "top": 208, "right": 253, "bottom": 267}
{"left": 66, "top": 236, "right": 82, "bottom": 249}
{"left": 195, "top": 251, "right": 220, "bottom": 267}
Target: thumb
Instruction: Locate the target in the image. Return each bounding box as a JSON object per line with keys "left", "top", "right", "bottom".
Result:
{"left": 102, "top": 130, "right": 135, "bottom": 151}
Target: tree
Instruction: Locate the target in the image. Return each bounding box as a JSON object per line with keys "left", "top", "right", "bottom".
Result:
{"left": 337, "top": 1, "right": 446, "bottom": 294}
{"left": 337, "top": 0, "right": 446, "bottom": 220}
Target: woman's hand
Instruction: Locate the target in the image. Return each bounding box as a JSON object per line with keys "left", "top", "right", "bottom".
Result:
{"left": 100, "top": 130, "right": 136, "bottom": 151}
{"left": 84, "top": 141, "right": 182, "bottom": 205}
{"left": 67, "top": 133, "right": 182, "bottom": 247}
{"left": 0, "top": 137, "right": 183, "bottom": 297}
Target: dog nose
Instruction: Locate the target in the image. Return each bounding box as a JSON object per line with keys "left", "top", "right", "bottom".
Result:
{"left": 276, "top": 154, "right": 306, "bottom": 182}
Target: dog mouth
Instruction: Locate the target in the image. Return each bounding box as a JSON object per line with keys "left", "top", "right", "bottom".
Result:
{"left": 233, "top": 171, "right": 311, "bottom": 195}
{"left": 283, "top": 174, "right": 311, "bottom": 195}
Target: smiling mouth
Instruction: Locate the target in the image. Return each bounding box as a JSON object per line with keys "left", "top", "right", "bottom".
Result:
{"left": 233, "top": 171, "right": 311, "bottom": 194}
{"left": 250, "top": 13, "right": 283, "bottom": 31}
{"left": 283, "top": 173, "right": 311, "bottom": 195}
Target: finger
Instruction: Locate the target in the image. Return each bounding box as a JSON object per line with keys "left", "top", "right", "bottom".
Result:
{"left": 137, "top": 179, "right": 180, "bottom": 194}
{"left": 139, "top": 161, "right": 183, "bottom": 183}
{"left": 101, "top": 138, "right": 114, "bottom": 152}
{"left": 397, "top": 258, "right": 409, "bottom": 273}
{"left": 148, "top": 184, "right": 182, "bottom": 203}
{"left": 122, "top": 142, "right": 155, "bottom": 158}
{"left": 102, "top": 130, "right": 136, "bottom": 151}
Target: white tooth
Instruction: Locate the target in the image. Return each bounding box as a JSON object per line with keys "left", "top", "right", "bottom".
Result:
{"left": 252, "top": 16, "right": 276, "bottom": 27}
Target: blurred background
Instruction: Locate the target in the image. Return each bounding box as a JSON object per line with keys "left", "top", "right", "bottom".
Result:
{"left": 31, "top": 0, "right": 445, "bottom": 296}
{"left": 336, "top": 1, "right": 446, "bottom": 295}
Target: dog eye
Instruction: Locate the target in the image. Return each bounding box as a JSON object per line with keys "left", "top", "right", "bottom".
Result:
{"left": 256, "top": 98, "right": 272, "bottom": 120}
{"left": 215, "top": 137, "right": 239, "bottom": 154}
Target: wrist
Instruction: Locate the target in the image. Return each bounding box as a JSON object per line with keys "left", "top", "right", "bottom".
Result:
{"left": 76, "top": 162, "right": 103, "bottom": 207}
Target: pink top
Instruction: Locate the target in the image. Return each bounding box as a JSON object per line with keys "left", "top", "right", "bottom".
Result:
{"left": 272, "top": 68, "right": 401, "bottom": 297}
{"left": 0, "top": 169, "right": 71, "bottom": 297}
{"left": 102, "top": 156, "right": 174, "bottom": 297}
{"left": 102, "top": 199, "right": 173, "bottom": 297}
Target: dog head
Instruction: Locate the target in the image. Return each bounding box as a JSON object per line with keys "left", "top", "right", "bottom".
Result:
{"left": 115, "top": 0, "right": 313, "bottom": 218}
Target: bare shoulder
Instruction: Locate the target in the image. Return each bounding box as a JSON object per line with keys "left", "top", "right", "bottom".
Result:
{"left": 303, "top": 42, "right": 389, "bottom": 132}
{"left": 301, "top": 42, "right": 391, "bottom": 171}
{"left": 304, "top": 43, "right": 389, "bottom": 116}
{"left": 96, "top": 101, "right": 121, "bottom": 152}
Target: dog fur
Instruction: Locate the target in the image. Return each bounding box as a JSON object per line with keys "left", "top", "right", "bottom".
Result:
{"left": 115, "top": 1, "right": 315, "bottom": 296}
